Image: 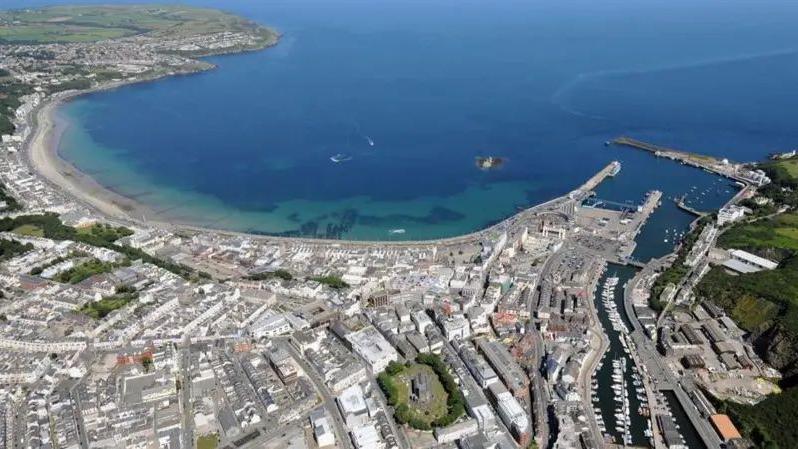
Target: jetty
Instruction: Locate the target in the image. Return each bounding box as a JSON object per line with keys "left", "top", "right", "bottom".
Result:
{"left": 582, "top": 160, "right": 621, "bottom": 192}
{"left": 673, "top": 195, "right": 708, "bottom": 217}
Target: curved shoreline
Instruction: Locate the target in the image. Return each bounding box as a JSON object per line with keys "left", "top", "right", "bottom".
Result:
{"left": 25, "top": 87, "right": 578, "bottom": 247}
{"left": 20, "top": 31, "right": 607, "bottom": 247}
{"left": 29, "top": 88, "right": 159, "bottom": 223}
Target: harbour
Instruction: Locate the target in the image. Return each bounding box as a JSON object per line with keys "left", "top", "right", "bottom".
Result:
{"left": 45, "top": 0, "right": 793, "bottom": 240}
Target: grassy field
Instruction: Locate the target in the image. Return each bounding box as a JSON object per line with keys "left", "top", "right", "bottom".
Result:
{"left": 729, "top": 295, "right": 781, "bottom": 334}
{"left": 777, "top": 159, "right": 798, "bottom": 178}
{"left": 12, "top": 224, "right": 44, "bottom": 237}
{"left": 378, "top": 357, "right": 463, "bottom": 430}
{"left": 0, "top": 5, "right": 275, "bottom": 44}
{"left": 196, "top": 434, "right": 218, "bottom": 449}
{"left": 764, "top": 156, "right": 798, "bottom": 180}
{"left": 718, "top": 212, "right": 798, "bottom": 260}
{"left": 392, "top": 364, "right": 448, "bottom": 426}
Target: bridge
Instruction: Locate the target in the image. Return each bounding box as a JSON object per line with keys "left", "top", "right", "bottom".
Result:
{"left": 624, "top": 258, "right": 647, "bottom": 269}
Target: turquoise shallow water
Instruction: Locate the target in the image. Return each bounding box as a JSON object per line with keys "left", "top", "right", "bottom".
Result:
{"left": 18, "top": 0, "right": 798, "bottom": 243}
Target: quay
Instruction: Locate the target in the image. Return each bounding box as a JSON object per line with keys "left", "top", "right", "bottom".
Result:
{"left": 581, "top": 160, "right": 622, "bottom": 192}
{"left": 614, "top": 159, "right": 756, "bottom": 449}
{"left": 623, "top": 272, "right": 723, "bottom": 449}
{"left": 610, "top": 136, "right": 753, "bottom": 185}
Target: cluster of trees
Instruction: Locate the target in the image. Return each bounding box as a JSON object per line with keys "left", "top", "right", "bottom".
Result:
{"left": 0, "top": 75, "right": 33, "bottom": 135}
{"left": 245, "top": 268, "right": 292, "bottom": 281}
{"left": 78, "top": 223, "right": 134, "bottom": 243}
{"left": 377, "top": 354, "right": 466, "bottom": 431}
{"left": 714, "top": 386, "right": 798, "bottom": 449}
{"left": 79, "top": 289, "right": 138, "bottom": 319}
{"left": 416, "top": 353, "right": 466, "bottom": 427}
{"left": 0, "top": 238, "right": 32, "bottom": 260}
{"left": 141, "top": 352, "right": 154, "bottom": 372}
{"left": 0, "top": 183, "right": 21, "bottom": 213}
{"left": 697, "top": 257, "right": 798, "bottom": 330}
{"left": 377, "top": 363, "right": 403, "bottom": 406}
{"left": 758, "top": 158, "right": 798, "bottom": 208}
{"left": 0, "top": 214, "right": 198, "bottom": 279}
{"left": 310, "top": 275, "right": 349, "bottom": 289}
{"left": 55, "top": 258, "right": 124, "bottom": 284}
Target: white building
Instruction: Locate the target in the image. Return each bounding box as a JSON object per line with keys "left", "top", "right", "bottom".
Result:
{"left": 433, "top": 419, "right": 479, "bottom": 443}
{"left": 440, "top": 314, "right": 471, "bottom": 341}
{"left": 488, "top": 382, "right": 529, "bottom": 436}
{"left": 717, "top": 205, "right": 747, "bottom": 226}
{"left": 310, "top": 408, "right": 336, "bottom": 448}
{"left": 412, "top": 311, "right": 433, "bottom": 334}
{"left": 723, "top": 249, "right": 779, "bottom": 274}
{"left": 346, "top": 326, "right": 399, "bottom": 373}
{"left": 250, "top": 313, "right": 292, "bottom": 339}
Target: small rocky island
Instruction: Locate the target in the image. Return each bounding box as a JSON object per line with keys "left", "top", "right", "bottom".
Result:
{"left": 475, "top": 156, "right": 506, "bottom": 170}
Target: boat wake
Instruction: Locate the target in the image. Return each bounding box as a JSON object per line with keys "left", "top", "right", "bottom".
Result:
{"left": 551, "top": 47, "right": 798, "bottom": 121}
{"left": 330, "top": 153, "right": 352, "bottom": 163}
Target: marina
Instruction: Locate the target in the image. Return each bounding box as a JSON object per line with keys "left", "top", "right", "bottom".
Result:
{"left": 591, "top": 267, "right": 650, "bottom": 447}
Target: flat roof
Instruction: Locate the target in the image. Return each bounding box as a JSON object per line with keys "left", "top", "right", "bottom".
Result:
{"left": 729, "top": 249, "right": 779, "bottom": 269}
{"left": 710, "top": 414, "right": 742, "bottom": 441}
{"left": 722, "top": 259, "right": 760, "bottom": 274}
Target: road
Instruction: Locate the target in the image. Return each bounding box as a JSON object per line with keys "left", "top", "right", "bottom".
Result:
{"left": 178, "top": 344, "right": 194, "bottom": 449}
{"left": 522, "top": 249, "right": 562, "bottom": 448}
{"left": 524, "top": 329, "right": 551, "bottom": 449}
{"left": 442, "top": 341, "right": 518, "bottom": 445}
{"left": 68, "top": 378, "right": 91, "bottom": 449}
{"left": 279, "top": 339, "right": 355, "bottom": 449}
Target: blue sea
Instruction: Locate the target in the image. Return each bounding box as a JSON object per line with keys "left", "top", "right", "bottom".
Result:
{"left": 11, "top": 0, "right": 798, "bottom": 254}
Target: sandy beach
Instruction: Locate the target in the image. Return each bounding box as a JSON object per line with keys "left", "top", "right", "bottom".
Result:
{"left": 27, "top": 89, "right": 160, "bottom": 224}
